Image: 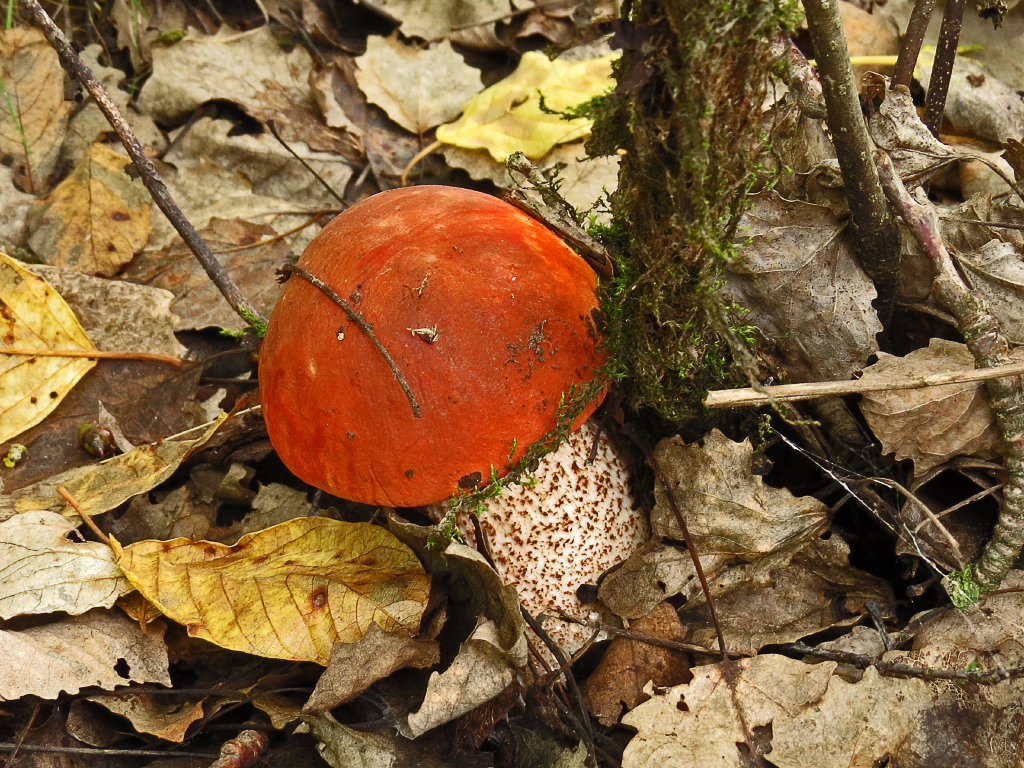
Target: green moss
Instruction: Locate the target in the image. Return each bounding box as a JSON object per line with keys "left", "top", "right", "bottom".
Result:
{"left": 585, "top": 0, "right": 792, "bottom": 423}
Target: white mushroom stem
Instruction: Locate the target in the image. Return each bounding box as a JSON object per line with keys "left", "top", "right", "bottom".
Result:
{"left": 429, "top": 419, "right": 649, "bottom": 656}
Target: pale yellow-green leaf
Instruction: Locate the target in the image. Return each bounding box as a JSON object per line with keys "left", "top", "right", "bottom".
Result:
{"left": 0, "top": 413, "right": 228, "bottom": 523}
{"left": 0, "top": 510, "right": 131, "bottom": 619}
{"left": 435, "top": 51, "right": 617, "bottom": 162}
{"left": 0, "top": 252, "right": 97, "bottom": 443}
{"left": 113, "top": 517, "right": 431, "bottom": 665}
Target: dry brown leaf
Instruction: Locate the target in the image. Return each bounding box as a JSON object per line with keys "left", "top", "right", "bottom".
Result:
{"left": 582, "top": 602, "right": 691, "bottom": 727}
{"left": 139, "top": 26, "right": 349, "bottom": 156}
{"left": 0, "top": 510, "right": 131, "bottom": 619}
{"left": 650, "top": 429, "right": 829, "bottom": 555}
{"left": 0, "top": 609, "right": 170, "bottom": 700}
{"left": 85, "top": 692, "right": 206, "bottom": 743}
{"left": 621, "top": 655, "right": 936, "bottom": 768}
{"left": 404, "top": 617, "right": 517, "bottom": 739}
{"left": 724, "top": 191, "right": 881, "bottom": 381}
{"left": 355, "top": 35, "right": 482, "bottom": 133}
{"left": 859, "top": 338, "right": 1004, "bottom": 477}
{"left": 27, "top": 142, "right": 152, "bottom": 276}
{"left": 364, "top": 0, "right": 510, "bottom": 45}
{"left": 123, "top": 216, "right": 287, "bottom": 332}
{"left": 0, "top": 252, "right": 97, "bottom": 444}
{"left": 305, "top": 623, "right": 440, "bottom": 713}
{"left": 955, "top": 240, "right": 1024, "bottom": 345}
{"left": 678, "top": 534, "right": 894, "bottom": 655}
{"left": 0, "top": 27, "right": 69, "bottom": 192}
{"left": 114, "top": 517, "right": 431, "bottom": 665}
{"left": 304, "top": 711, "right": 449, "bottom": 768}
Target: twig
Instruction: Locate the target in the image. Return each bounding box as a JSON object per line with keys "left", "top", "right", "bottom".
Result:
{"left": 893, "top": 0, "right": 936, "bottom": 89}
{"left": 0, "top": 347, "right": 182, "bottom": 366}
{"left": 58, "top": 486, "right": 110, "bottom": 545}
{"left": 802, "top": 0, "right": 902, "bottom": 319}
{"left": 279, "top": 264, "right": 422, "bottom": 418}
{"left": 17, "top": 0, "right": 267, "bottom": 333}
{"left": 923, "top": 0, "right": 967, "bottom": 136}
{"left": 786, "top": 642, "right": 1024, "bottom": 685}
{"left": 704, "top": 358, "right": 1024, "bottom": 408}
{"left": 265, "top": 120, "right": 346, "bottom": 207}
{"left": 624, "top": 424, "right": 730, "bottom": 658}
{"left": 875, "top": 149, "right": 1024, "bottom": 592}
{"left": 0, "top": 744, "right": 218, "bottom": 759}
{"left": 770, "top": 32, "right": 826, "bottom": 119}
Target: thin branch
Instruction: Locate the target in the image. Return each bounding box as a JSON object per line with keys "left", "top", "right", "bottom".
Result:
{"left": 0, "top": 347, "right": 183, "bottom": 366}
{"left": 802, "top": 0, "right": 902, "bottom": 318}
{"left": 265, "top": 120, "right": 347, "bottom": 208}
{"left": 875, "top": 149, "right": 1024, "bottom": 592}
{"left": 893, "top": 0, "right": 936, "bottom": 89}
{"left": 704, "top": 358, "right": 1024, "bottom": 408}
{"left": 786, "top": 642, "right": 1024, "bottom": 685}
{"left": 279, "top": 264, "right": 422, "bottom": 418}
{"left": 923, "top": 0, "right": 967, "bottom": 136}
{"left": 17, "top": 0, "right": 267, "bottom": 333}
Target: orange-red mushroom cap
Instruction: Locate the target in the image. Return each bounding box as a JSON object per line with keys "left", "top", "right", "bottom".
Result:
{"left": 259, "top": 185, "right": 606, "bottom": 506}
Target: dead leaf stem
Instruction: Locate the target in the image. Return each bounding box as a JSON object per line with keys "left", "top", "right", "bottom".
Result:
{"left": 876, "top": 150, "right": 1024, "bottom": 592}
{"left": 57, "top": 486, "right": 109, "bottom": 546}
{"left": 280, "top": 264, "right": 422, "bottom": 418}
{"left": 17, "top": 0, "right": 268, "bottom": 333}
{"left": 0, "top": 347, "right": 182, "bottom": 366}
{"left": 802, "top": 0, "right": 902, "bottom": 318}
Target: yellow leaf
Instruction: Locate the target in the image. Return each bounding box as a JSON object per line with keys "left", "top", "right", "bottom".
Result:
{"left": 28, "top": 142, "right": 152, "bottom": 276}
{"left": 113, "top": 517, "right": 431, "bottom": 665}
{"left": 0, "top": 412, "right": 229, "bottom": 523}
{"left": 435, "top": 51, "right": 618, "bottom": 162}
{"left": 0, "top": 253, "right": 97, "bottom": 443}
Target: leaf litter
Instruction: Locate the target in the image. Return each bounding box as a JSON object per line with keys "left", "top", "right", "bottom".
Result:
{"left": 3, "top": 1, "right": 1024, "bottom": 766}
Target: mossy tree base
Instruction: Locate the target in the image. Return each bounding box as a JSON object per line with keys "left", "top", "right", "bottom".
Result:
{"left": 592, "top": 1, "right": 797, "bottom": 422}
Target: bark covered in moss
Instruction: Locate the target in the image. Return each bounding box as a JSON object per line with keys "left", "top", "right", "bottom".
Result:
{"left": 591, "top": 1, "right": 796, "bottom": 422}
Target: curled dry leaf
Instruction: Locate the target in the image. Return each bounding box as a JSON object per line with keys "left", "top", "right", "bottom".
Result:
{"left": 355, "top": 35, "right": 482, "bottom": 133}
{"left": 582, "top": 602, "right": 692, "bottom": 727}
{"left": 621, "top": 656, "right": 936, "bottom": 768}
{"left": 139, "top": 27, "right": 347, "bottom": 155}
{"left": 723, "top": 191, "right": 881, "bottom": 382}
{"left": 0, "top": 510, "right": 131, "bottom": 620}
{"left": 305, "top": 623, "right": 440, "bottom": 713}
{"left": 84, "top": 693, "right": 205, "bottom": 743}
{"left": 859, "top": 338, "right": 1005, "bottom": 478}
{"left": 113, "top": 517, "right": 431, "bottom": 665}
{"left": 650, "top": 429, "right": 829, "bottom": 556}
{"left": 0, "top": 609, "right": 170, "bottom": 700}
{"left": 678, "top": 534, "right": 894, "bottom": 655}
{"left": 404, "top": 617, "right": 517, "bottom": 739}
{"left": 27, "top": 143, "right": 152, "bottom": 276}
{"left": 363, "top": 0, "right": 510, "bottom": 46}
{"left": 435, "top": 50, "right": 617, "bottom": 162}
{"left": 0, "top": 253, "right": 97, "bottom": 444}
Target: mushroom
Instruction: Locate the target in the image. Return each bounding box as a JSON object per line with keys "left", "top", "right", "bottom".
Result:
{"left": 259, "top": 186, "right": 607, "bottom": 506}
{"left": 429, "top": 418, "right": 649, "bottom": 655}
